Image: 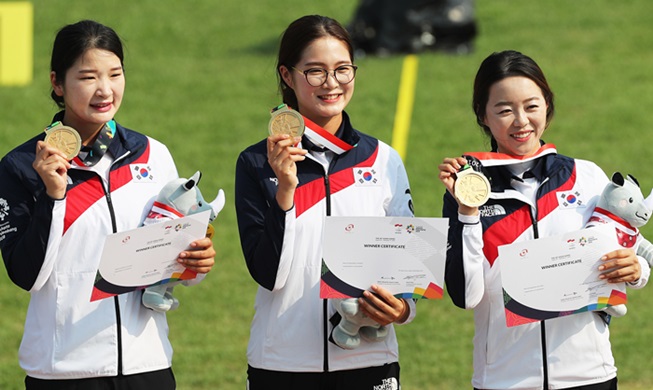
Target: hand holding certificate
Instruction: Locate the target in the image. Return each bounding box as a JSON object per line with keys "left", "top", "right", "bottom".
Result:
{"left": 91, "top": 211, "right": 211, "bottom": 302}
{"left": 320, "top": 216, "right": 448, "bottom": 300}
{"left": 500, "top": 223, "right": 626, "bottom": 327}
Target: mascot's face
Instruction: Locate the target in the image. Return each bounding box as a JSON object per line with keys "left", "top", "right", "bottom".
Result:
{"left": 603, "top": 174, "right": 651, "bottom": 228}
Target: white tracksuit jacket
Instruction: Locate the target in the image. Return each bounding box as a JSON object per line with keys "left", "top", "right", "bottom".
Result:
{"left": 235, "top": 112, "right": 416, "bottom": 372}
{"left": 443, "top": 146, "right": 650, "bottom": 390}
{"left": 0, "top": 114, "right": 184, "bottom": 379}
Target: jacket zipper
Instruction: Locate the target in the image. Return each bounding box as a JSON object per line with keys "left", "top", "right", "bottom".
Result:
{"left": 323, "top": 173, "right": 331, "bottom": 373}
{"left": 530, "top": 178, "right": 548, "bottom": 390}
{"left": 93, "top": 172, "right": 124, "bottom": 376}
{"left": 102, "top": 150, "right": 131, "bottom": 376}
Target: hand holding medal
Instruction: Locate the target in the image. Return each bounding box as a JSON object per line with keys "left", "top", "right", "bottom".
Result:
{"left": 34, "top": 121, "right": 81, "bottom": 199}
{"left": 454, "top": 163, "right": 491, "bottom": 207}
{"left": 266, "top": 104, "right": 308, "bottom": 211}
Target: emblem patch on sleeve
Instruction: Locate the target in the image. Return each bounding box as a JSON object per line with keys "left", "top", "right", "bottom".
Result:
{"left": 0, "top": 198, "right": 9, "bottom": 222}
{"left": 0, "top": 198, "right": 17, "bottom": 243}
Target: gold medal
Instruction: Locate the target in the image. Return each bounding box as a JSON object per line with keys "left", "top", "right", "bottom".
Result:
{"left": 44, "top": 122, "right": 82, "bottom": 161}
{"left": 454, "top": 165, "right": 491, "bottom": 207}
{"left": 268, "top": 104, "right": 304, "bottom": 137}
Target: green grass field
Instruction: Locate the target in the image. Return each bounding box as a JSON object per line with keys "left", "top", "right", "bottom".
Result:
{"left": 2, "top": 1, "right": 653, "bottom": 389}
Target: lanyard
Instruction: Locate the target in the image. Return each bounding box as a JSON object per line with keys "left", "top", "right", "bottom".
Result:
{"left": 72, "top": 120, "right": 117, "bottom": 167}
{"left": 302, "top": 116, "right": 354, "bottom": 155}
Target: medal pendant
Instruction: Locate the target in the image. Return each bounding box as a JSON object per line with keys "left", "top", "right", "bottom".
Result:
{"left": 268, "top": 104, "right": 305, "bottom": 137}
{"left": 454, "top": 165, "right": 491, "bottom": 207}
{"left": 44, "top": 122, "right": 82, "bottom": 161}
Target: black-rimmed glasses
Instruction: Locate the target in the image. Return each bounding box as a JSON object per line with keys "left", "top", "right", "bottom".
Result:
{"left": 292, "top": 65, "right": 358, "bottom": 87}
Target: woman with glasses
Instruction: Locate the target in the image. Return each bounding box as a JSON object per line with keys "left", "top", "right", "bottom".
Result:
{"left": 235, "top": 14, "right": 416, "bottom": 390}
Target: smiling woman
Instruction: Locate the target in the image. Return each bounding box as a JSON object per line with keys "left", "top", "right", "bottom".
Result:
{"left": 437, "top": 50, "right": 649, "bottom": 390}
{"left": 235, "top": 14, "right": 416, "bottom": 390}
{"left": 51, "top": 47, "right": 125, "bottom": 140}
{"left": 0, "top": 20, "right": 217, "bottom": 390}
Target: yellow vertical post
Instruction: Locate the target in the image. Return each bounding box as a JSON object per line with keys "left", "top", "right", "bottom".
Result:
{"left": 0, "top": 2, "right": 33, "bottom": 86}
{"left": 391, "top": 54, "right": 419, "bottom": 160}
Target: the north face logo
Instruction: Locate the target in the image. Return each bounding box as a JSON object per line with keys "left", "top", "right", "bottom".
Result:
{"left": 479, "top": 204, "right": 506, "bottom": 218}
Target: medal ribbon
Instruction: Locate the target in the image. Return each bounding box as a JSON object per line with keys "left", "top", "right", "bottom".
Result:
{"left": 302, "top": 116, "right": 354, "bottom": 155}
{"left": 73, "top": 121, "right": 117, "bottom": 167}
{"left": 464, "top": 144, "right": 557, "bottom": 167}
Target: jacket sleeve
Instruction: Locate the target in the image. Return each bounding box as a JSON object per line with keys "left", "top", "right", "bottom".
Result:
{"left": 628, "top": 255, "right": 650, "bottom": 289}
{"left": 235, "top": 150, "right": 289, "bottom": 291}
{"left": 0, "top": 154, "right": 60, "bottom": 291}
{"left": 443, "top": 191, "right": 486, "bottom": 309}
{"left": 385, "top": 148, "right": 414, "bottom": 218}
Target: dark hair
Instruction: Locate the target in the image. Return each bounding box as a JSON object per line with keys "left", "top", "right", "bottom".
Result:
{"left": 472, "top": 50, "right": 555, "bottom": 151}
{"left": 276, "top": 15, "right": 354, "bottom": 109}
{"left": 50, "top": 20, "right": 124, "bottom": 108}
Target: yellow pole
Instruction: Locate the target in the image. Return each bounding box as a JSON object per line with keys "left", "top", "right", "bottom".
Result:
{"left": 391, "top": 54, "right": 419, "bottom": 160}
{"left": 0, "top": 2, "right": 33, "bottom": 86}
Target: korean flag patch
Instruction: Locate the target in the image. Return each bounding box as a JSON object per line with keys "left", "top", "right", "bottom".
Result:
{"left": 354, "top": 167, "right": 381, "bottom": 186}
{"left": 556, "top": 190, "right": 585, "bottom": 208}
{"left": 131, "top": 164, "right": 156, "bottom": 182}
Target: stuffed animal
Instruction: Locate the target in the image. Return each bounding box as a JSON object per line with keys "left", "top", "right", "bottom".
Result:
{"left": 585, "top": 172, "right": 653, "bottom": 318}
{"left": 331, "top": 298, "right": 389, "bottom": 350}
{"left": 141, "top": 171, "right": 225, "bottom": 312}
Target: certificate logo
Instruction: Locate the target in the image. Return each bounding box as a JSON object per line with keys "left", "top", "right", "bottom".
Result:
{"left": 175, "top": 223, "right": 192, "bottom": 232}
{"left": 344, "top": 223, "right": 355, "bottom": 232}
{"left": 406, "top": 224, "right": 415, "bottom": 234}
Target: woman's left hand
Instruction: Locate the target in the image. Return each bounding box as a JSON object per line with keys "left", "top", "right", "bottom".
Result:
{"left": 177, "top": 237, "right": 216, "bottom": 274}
{"left": 599, "top": 248, "right": 641, "bottom": 283}
{"left": 358, "top": 285, "right": 409, "bottom": 326}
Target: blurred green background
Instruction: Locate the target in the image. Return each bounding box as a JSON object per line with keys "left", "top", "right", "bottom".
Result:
{"left": 1, "top": 1, "right": 653, "bottom": 389}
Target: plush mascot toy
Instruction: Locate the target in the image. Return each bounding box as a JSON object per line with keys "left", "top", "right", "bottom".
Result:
{"left": 141, "top": 171, "right": 225, "bottom": 312}
{"left": 585, "top": 172, "right": 653, "bottom": 318}
{"left": 331, "top": 298, "right": 389, "bottom": 350}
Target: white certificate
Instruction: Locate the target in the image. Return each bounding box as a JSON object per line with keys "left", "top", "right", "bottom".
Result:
{"left": 320, "top": 216, "right": 448, "bottom": 299}
{"left": 91, "top": 210, "right": 210, "bottom": 302}
{"left": 499, "top": 223, "right": 626, "bottom": 327}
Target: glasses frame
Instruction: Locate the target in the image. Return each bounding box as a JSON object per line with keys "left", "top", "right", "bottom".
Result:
{"left": 292, "top": 65, "right": 358, "bottom": 87}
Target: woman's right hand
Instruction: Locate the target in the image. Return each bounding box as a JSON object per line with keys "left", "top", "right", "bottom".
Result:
{"left": 33, "top": 140, "right": 71, "bottom": 200}
{"left": 267, "top": 134, "right": 307, "bottom": 211}
{"left": 438, "top": 156, "right": 479, "bottom": 216}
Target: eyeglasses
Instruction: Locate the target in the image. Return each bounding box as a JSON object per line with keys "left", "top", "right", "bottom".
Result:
{"left": 292, "top": 65, "right": 358, "bottom": 87}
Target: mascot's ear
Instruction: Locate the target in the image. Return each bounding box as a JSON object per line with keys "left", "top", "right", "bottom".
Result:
{"left": 626, "top": 174, "right": 640, "bottom": 187}
{"left": 183, "top": 171, "right": 202, "bottom": 190}
{"left": 611, "top": 172, "right": 625, "bottom": 187}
